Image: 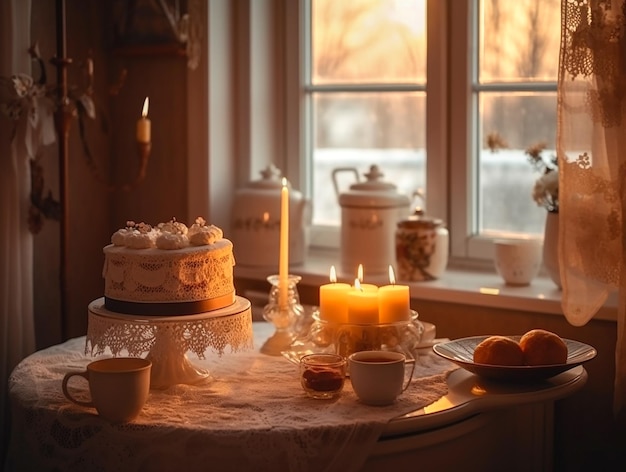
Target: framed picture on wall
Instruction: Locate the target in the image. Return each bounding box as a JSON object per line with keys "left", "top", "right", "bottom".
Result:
{"left": 108, "top": 0, "right": 188, "bottom": 55}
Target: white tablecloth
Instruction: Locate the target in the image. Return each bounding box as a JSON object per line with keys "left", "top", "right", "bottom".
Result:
{"left": 7, "top": 323, "right": 457, "bottom": 472}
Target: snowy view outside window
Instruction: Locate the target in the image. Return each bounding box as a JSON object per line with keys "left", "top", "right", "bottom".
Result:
{"left": 308, "top": 0, "right": 559, "bottom": 237}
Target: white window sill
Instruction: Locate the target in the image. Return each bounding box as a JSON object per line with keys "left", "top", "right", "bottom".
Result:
{"left": 234, "top": 248, "right": 618, "bottom": 322}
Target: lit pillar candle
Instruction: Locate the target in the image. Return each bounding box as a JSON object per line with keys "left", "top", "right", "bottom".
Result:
{"left": 356, "top": 263, "right": 378, "bottom": 292}
{"left": 136, "top": 97, "right": 151, "bottom": 143}
{"left": 319, "top": 266, "right": 350, "bottom": 324}
{"left": 278, "top": 177, "right": 289, "bottom": 309}
{"left": 379, "top": 266, "right": 410, "bottom": 323}
{"left": 347, "top": 279, "right": 379, "bottom": 324}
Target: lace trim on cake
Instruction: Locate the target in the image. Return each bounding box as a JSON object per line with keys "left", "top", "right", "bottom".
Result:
{"left": 103, "top": 243, "right": 234, "bottom": 303}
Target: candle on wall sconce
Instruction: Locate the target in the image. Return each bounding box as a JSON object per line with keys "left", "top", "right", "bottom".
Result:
{"left": 137, "top": 97, "right": 151, "bottom": 143}
{"left": 136, "top": 97, "right": 151, "bottom": 143}
{"left": 129, "top": 96, "right": 152, "bottom": 192}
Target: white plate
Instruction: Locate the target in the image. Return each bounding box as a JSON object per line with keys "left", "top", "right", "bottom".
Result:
{"left": 433, "top": 335, "right": 597, "bottom": 382}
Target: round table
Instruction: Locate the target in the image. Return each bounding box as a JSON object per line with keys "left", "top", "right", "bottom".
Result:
{"left": 6, "top": 322, "right": 586, "bottom": 472}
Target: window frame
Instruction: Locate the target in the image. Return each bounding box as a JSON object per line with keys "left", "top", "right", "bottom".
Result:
{"left": 283, "top": 0, "right": 558, "bottom": 267}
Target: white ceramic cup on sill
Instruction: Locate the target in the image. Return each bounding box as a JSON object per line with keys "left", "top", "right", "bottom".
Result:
{"left": 494, "top": 238, "right": 543, "bottom": 286}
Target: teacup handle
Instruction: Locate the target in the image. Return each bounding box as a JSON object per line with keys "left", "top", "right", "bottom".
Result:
{"left": 62, "top": 371, "right": 95, "bottom": 408}
{"left": 402, "top": 359, "right": 416, "bottom": 392}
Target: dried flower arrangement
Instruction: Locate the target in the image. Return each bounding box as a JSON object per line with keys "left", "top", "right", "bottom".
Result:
{"left": 487, "top": 132, "right": 559, "bottom": 213}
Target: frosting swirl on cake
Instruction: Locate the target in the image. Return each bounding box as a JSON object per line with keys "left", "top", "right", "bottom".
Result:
{"left": 110, "top": 217, "right": 222, "bottom": 249}
{"left": 156, "top": 218, "right": 189, "bottom": 249}
{"left": 189, "top": 217, "right": 224, "bottom": 246}
{"left": 112, "top": 221, "right": 157, "bottom": 248}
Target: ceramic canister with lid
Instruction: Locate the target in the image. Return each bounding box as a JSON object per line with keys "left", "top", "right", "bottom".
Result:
{"left": 232, "top": 165, "right": 309, "bottom": 267}
{"left": 333, "top": 165, "right": 411, "bottom": 276}
{"left": 395, "top": 210, "right": 449, "bottom": 281}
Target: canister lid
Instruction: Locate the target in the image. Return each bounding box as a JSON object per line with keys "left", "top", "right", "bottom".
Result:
{"left": 348, "top": 165, "right": 397, "bottom": 192}
{"left": 397, "top": 209, "right": 444, "bottom": 229}
{"left": 235, "top": 164, "right": 304, "bottom": 204}
{"left": 245, "top": 164, "right": 284, "bottom": 190}
{"left": 338, "top": 165, "right": 410, "bottom": 208}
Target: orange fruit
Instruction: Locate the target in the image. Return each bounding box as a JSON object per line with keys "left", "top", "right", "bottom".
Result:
{"left": 473, "top": 335, "right": 524, "bottom": 366}
{"left": 519, "top": 329, "right": 568, "bottom": 366}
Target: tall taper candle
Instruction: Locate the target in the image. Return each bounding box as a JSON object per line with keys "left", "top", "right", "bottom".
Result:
{"left": 279, "top": 178, "right": 289, "bottom": 309}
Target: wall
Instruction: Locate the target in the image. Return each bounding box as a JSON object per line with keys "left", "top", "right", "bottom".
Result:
{"left": 29, "top": 1, "right": 191, "bottom": 347}
{"left": 30, "top": 0, "right": 113, "bottom": 347}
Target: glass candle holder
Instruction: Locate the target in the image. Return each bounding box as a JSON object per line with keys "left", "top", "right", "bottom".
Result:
{"left": 300, "top": 353, "right": 346, "bottom": 400}
{"left": 261, "top": 274, "right": 305, "bottom": 356}
{"left": 307, "top": 311, "right": 424, "bottom": 360}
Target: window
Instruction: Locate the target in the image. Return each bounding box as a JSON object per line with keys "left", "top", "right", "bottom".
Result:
{"left": 307, "top": 0, "right": 426, "bottom": 229}
{"left": 289, "top": 0, "right": 560, "bottom": 262}
{"left": 473, "top": 0, "right": 560, "bottom": 237}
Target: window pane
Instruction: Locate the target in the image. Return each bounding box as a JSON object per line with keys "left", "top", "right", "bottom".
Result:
{"left": 479, "top": 92, "right": 557, "bottom": 234}
{"left": 479, "top": 0, "right": 560, "bottom": 82}
{"left": 312, "top": 92, "right": 425, "bottom": 226}
{"left": 311, "top": 0, "right": 426, "bottom": 84}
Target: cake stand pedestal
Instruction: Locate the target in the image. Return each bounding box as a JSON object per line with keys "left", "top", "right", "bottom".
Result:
{"left": 86, "top": 297, "right": 254, "bottom": 389}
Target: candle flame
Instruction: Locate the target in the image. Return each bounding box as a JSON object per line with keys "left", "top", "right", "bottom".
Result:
{"left": 282, "top": 177, "right": 288, "bottom": 187}
{"left": 354, "top": 278, "right": 362, "bottom": 291}
{"left": 262, "top": 212, "right": 269, "bottom": 223}
{"left": 388, "top": 265, "right": 396, "bottom": 285}
{"left": 330, "top": 265, "right": 337, "bottom": 283}
{"left": 357, "top": 264, "right": 364, "bottom": 282}
{"left": 141, "top": 97, "right": 149, "bottom": 117}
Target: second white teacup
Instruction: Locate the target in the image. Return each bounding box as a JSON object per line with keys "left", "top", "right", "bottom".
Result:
{"left": 494, "top": 238, "right": 543, "bottom": 286}
{"left": 62, "top": 357, "right": 152, "bottom": 423}
{"left": 348, "top": 351, "right": 414, "bottom": 406}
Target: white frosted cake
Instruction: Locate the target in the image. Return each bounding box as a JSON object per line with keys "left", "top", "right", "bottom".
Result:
{"left": 102, "top": 217, "right": 236, "bottom": 315}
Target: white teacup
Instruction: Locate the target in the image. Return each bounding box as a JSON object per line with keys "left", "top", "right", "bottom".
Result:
{"left": 494, "top": 238, "right": 543, "bottom": 286}
{"left": 348, "top": 351, "right": 414, "bottom": 406}
{"left": 62, "top": 357, "right": 152, "bottom": 423}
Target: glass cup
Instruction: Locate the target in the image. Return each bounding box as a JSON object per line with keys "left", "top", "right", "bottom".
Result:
{"left": 300, "top": 353, "right": 346, "bottom": 399}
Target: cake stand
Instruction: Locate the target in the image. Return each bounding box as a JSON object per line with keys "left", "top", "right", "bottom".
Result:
{"left": 86, "top": 296, "right": 254, "bottom": 389}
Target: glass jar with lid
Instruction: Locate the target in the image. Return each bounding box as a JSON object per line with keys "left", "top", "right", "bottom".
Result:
{"left": 395, "top": 210, "right": 449, "bottom": 281}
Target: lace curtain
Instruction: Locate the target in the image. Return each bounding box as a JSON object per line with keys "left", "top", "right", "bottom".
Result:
{"left": 0, "top": 0, "right": 36, "bottom": 460}
{"left": 559, "top": 0, "right": 626, "bottom": 418}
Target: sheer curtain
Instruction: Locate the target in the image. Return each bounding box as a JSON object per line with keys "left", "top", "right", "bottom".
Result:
{"left": 1, "top": 0, "right": 36, "bottom": 457}
{"left": 559, "top": 0, "right": 626, "bottom": 420}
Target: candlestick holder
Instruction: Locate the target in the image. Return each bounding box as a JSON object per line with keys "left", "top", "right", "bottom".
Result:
{"left": 82, "top": 140, "right": 151, "bottom": 193}
{"left": 261, "top": 274, "right": 305, "bottom": 356}
{"left": 117, "top": 141, "right": 151, "bottom": 192}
